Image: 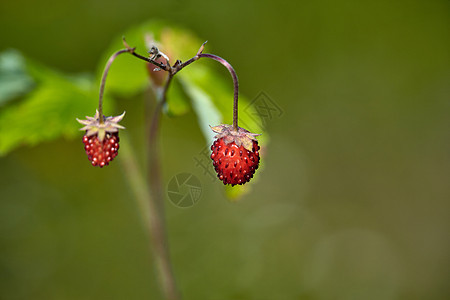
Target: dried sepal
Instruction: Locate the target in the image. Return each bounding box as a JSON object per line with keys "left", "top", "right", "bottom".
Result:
{"left": 76, "top": 110, "right": 126, "bottom": 142}
{"left": 210, "top": 124, "right": 261, "bottom": 152}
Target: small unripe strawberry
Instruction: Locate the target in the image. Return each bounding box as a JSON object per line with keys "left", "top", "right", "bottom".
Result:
{"left": 210, "top": 124, "right": 260, "bottom": 186}
{"left": 146, "top": 57, "right": 168, "bottom": 87}
{"left": 76, "top": 110, "right": 125, "bottom": 167}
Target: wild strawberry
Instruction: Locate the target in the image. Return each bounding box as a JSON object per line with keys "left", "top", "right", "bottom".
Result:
{"left": 76, "top": 110, "right": 125, "bottom": 167}
{"left": 146, "top": 56, "right": 168, "bottom": 87}
{"left": 210, "top": 124, "right": 261, "bottom": 186}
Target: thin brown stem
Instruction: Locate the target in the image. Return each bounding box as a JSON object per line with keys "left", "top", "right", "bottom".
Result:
{"left": 122, "top": 37, "right": 169, "bottom": 71}
{"left": 196, "top": 53, "right": 239, "bottom": 130}
{"left": 147, "top": 72, "right": 179, "bottom": 300}
{"left": 173, "top": 41, "right": 206, "bottom": 73}
{"left": 129, "top": 50, "right": 169, "bottom": 71}
{"left": 98, "top": 49, "right": 131, "bottom": 123}
{"left": 119, "top": 37, "right": 180, "bottom": 299}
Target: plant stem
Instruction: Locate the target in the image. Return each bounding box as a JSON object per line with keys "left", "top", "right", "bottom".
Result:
{"left": 142, "top": 51, "right": 239, "bottom": 300}
{"left": 119, "top": 133, "right": 151, "bottom": 224}
{"left": 147, "top": 72, "right": 179, "bottom": 300}
{"left": 122, "top": 37, "right": 169, "bottom": 72}
{"left": 120, "top": 75, "right": 179, "bottom": 300}
{"left": 122, "top": 42, "right": 240, "bottom": 131}
{"left": 197, "top": 53, "right": 239, "bottom": 130}
{"left": 119, "top": 39, "right": 180, "bottom": 299}
{"left": 98, "top": 49, "right": 130, "bottom": 123}
{"left": 119, "top": 100, "right": 179, "bottom": 300}
{"left": 119, "top": 132, "right": 178, "bottom": 300}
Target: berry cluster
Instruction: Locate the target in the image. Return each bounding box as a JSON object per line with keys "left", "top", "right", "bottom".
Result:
{"left": 210, "top": 124, "right": 261, "bottom": 186}
{"left": 211, "top": 138, "right": 260, "bottom": 186}
{"left": 82, "top": 132, "right": 119, "bottom": 167}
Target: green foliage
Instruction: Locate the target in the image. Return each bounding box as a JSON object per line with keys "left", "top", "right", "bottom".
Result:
{"left": 0, "top": 51, "right": 110, "bottom": 155}
{"left": 179, "top": 76, "right": 221, "bottom": 141}
{"left": 0, "top": 50, "right": 34, "bottom": 106}
{"left": 164, "top": 77, "right": 191, "bottom": 117}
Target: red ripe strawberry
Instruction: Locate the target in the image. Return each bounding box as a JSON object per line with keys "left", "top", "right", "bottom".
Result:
{"left": 210, "top": 124, "right": 261, "bottom": 186}
{"left": 82, "top": 132, "right": 119, "bottom": 167}
{"left": 76, "top": 110, "right": 125, "bottom": 168}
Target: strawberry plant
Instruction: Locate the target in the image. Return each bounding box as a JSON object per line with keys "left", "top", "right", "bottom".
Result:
{"left": 77, "top": 32, "right": 264, "bottom": 298}
{"left": 0, "top": 21, "right": 267, "bottom": 300}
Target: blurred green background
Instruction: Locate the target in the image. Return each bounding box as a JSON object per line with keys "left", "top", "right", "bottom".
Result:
{"left": 1, "top": 0, "right": 449, "bottom": 299}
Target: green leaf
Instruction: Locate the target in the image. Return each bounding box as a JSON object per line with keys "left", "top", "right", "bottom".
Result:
{"left": 0, "top": 50, "right": 35, "bottom": 106}
{"left": 179, "top": 76, "right": 222, "bottom": 141}
{"left": 163, "top": 77, "right": 191, "bottom": 117}
{"left": 0, "top": 53, "right": 108, "bottom": 156}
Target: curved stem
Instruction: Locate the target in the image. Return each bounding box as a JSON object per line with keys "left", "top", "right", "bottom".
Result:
{"left": 119, "top": 41, "right": 240, "bottom": 130}
{"left": 98, "top": 49, "right": 130, "bottom": 123}
{"left": 197, "top": 53, "right": 239, "bottom": 130}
